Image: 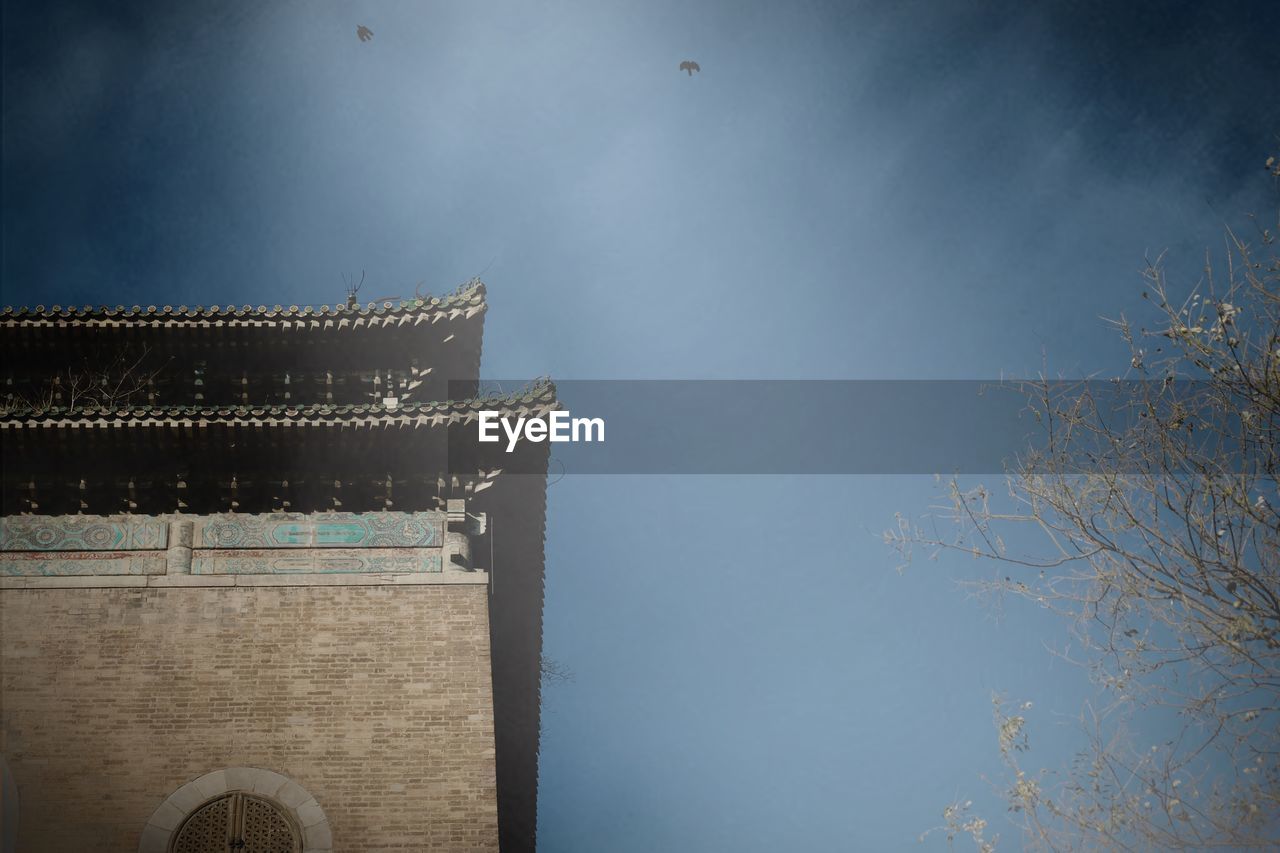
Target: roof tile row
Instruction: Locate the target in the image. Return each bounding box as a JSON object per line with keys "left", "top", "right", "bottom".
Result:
{"left": 0, "top": 380, "right": 557, "bottom": 425}
{"left": 2, "top": 280, "right": 485, "bottom": 323}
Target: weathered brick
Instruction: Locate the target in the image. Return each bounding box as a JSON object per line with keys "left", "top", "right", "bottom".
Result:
{"left": 0, "top": 584, "right": 500, "bottom": 852}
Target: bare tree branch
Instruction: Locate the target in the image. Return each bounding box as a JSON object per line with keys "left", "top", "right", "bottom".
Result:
{"left": 891, "top": 174, "right": 1280, "bottom": 848}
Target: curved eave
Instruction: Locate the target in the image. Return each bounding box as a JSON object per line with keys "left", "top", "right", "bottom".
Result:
{"left": 1, "top": 280, "right": 486, "bottom": 329}
{"left": 0, "top": 384, "right": 558, "bottom": 431}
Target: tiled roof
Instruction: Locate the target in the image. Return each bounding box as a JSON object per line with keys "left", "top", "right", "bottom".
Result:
{"left": 0, "top": 279, "right": 486, "bottom": 328}
{"left": 0, "top": 380, "right": 557, "bottom": 428}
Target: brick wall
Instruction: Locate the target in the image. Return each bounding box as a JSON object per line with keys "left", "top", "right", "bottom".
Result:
{"left": 0, "top": 584, "right": 499, "bottom": 852}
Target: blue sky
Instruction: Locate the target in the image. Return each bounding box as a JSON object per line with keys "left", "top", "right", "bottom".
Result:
{"left": 4, "top": 0, "right": 1279, "bottom": 849}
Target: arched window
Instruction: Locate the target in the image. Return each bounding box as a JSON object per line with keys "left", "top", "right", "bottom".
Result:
{"left": 139, "top": 768, "right": 331, "bottom": 853}
{"left": 171, "top": 792, "right": 299, "bottom": 853}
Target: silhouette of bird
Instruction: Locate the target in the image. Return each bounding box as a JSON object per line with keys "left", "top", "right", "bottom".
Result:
{"left": 357, "top": 25, "right": 373, "bottom": 42}
{"left": 679, "top": 60, "right": 700, "bottom": 76}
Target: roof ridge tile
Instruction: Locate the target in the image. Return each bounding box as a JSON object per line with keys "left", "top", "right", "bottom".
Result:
{"left": 3, "top": 280, "right": 488, "bottom": 325}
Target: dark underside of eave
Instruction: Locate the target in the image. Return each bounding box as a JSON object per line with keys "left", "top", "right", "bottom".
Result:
{"left": 0, "top": 314, "right": 486, "bottom": 403}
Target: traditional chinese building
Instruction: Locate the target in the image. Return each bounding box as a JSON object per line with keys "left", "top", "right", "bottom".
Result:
{"left": 0, "top": 282, "right": 552, "bottom": 852}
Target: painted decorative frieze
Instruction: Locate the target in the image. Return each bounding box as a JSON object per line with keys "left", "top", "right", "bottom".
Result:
{"left": 191, "top": 548, "right": 443, "bottom": 575}
{"left": 0, "top": 511, "right": 472, "bottom": 581}
{"left": 0, "top": 552, "right": 166, "bottom": 576}
{"left": 194, "top": 512, "right": 443, "bottom": 549}
{"left": 0, "top": 515, "right": 168, "bottom": 552}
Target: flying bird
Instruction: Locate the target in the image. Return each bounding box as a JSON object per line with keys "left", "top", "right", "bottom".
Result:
{"left": 357, "top": 25, "right": 374, "bottom": 42}
{"left": 679, "top": 60, "right": 700, "bottom": 76}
